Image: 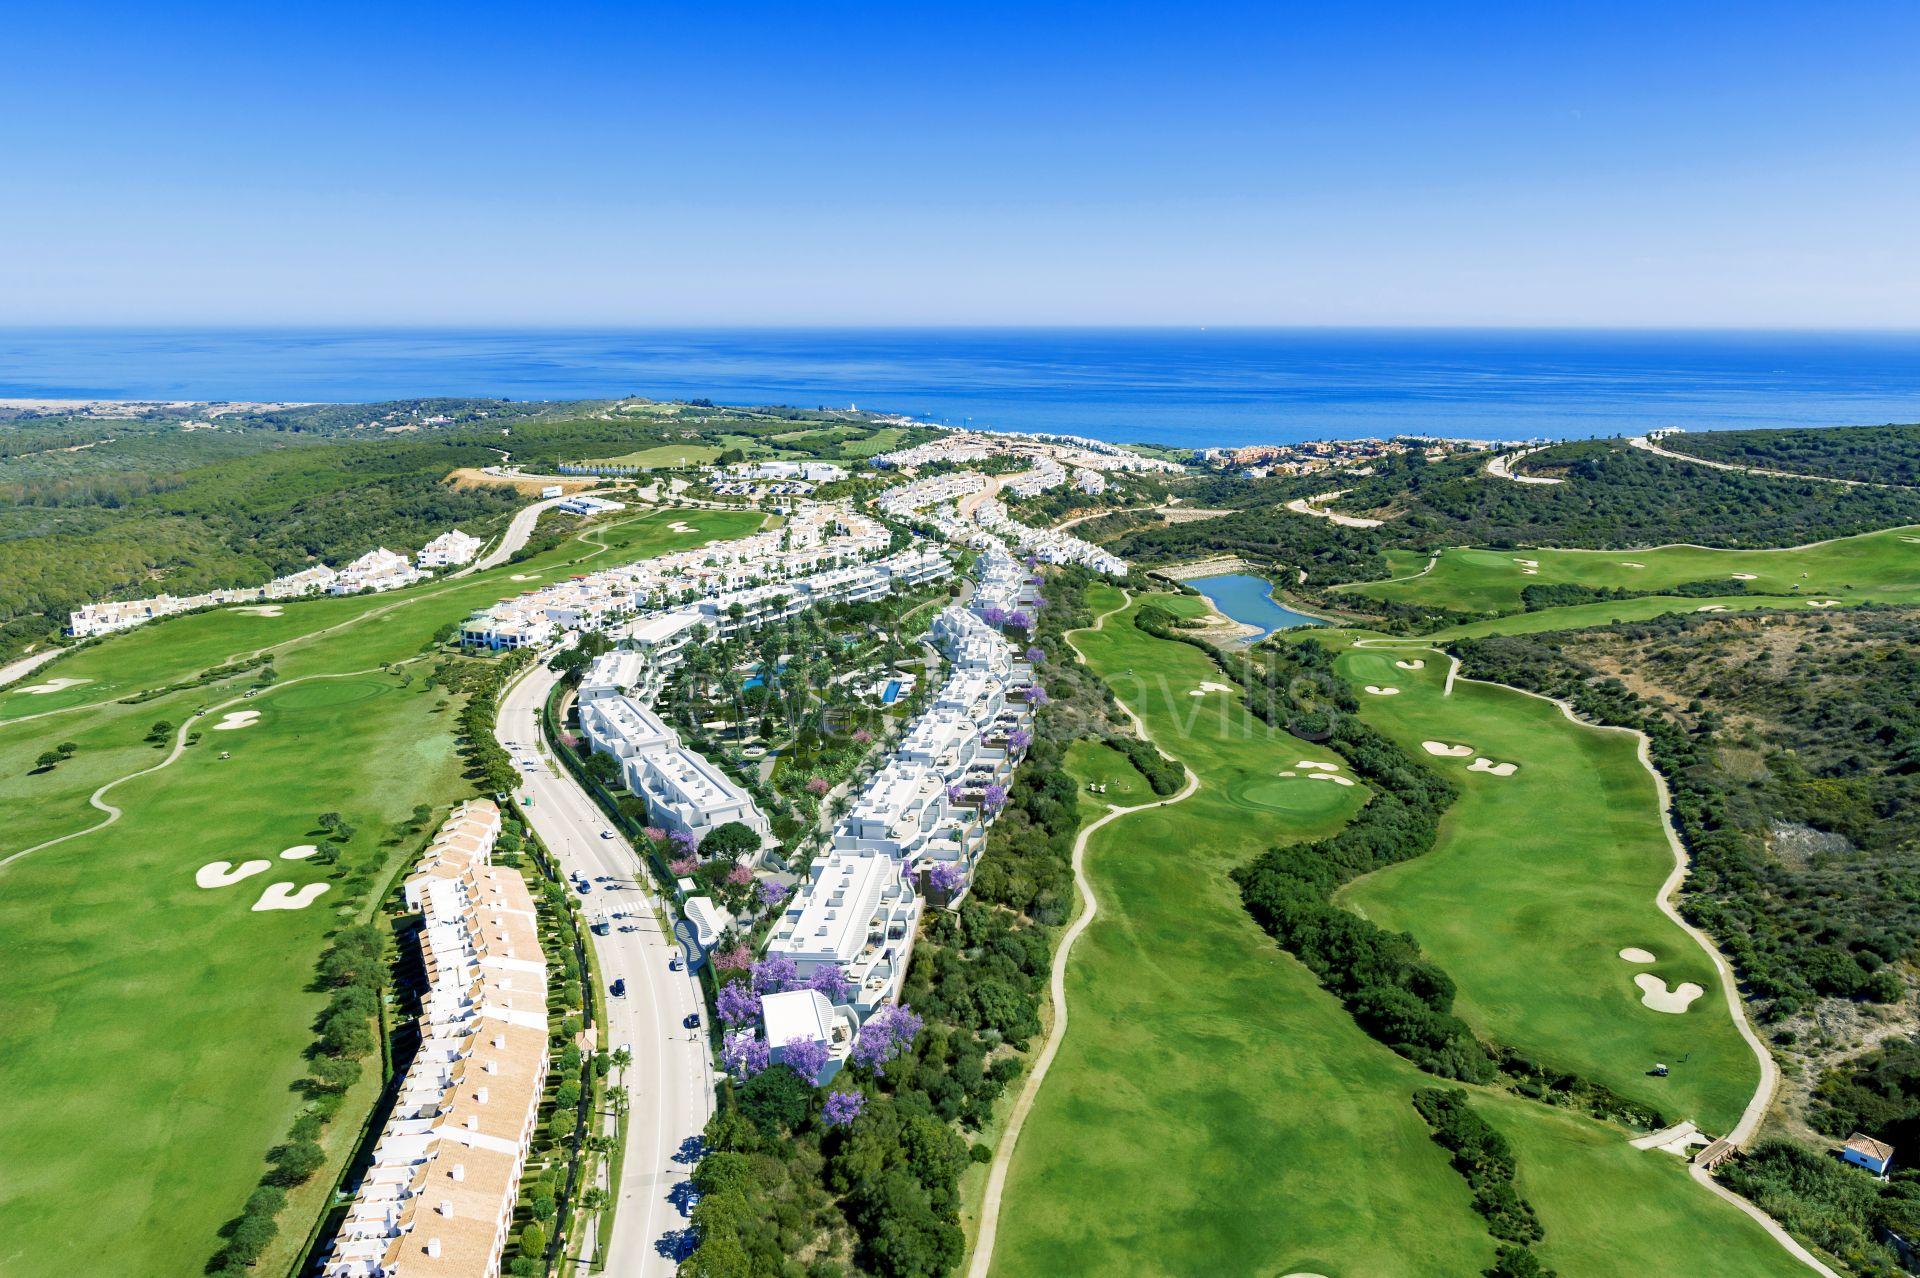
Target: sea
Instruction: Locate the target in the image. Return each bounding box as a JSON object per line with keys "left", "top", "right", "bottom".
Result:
{"left": 4, "top": 327, "right": 1920, "bottom": 450}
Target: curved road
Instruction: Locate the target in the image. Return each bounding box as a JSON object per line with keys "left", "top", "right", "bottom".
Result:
{"left": 457, "top": 495, "right": 576, "bottom": 576}
{"left": 498, "top": 661, "right": 714, "bottom": 1275}
{"left": 1629, "top": 435, "right": 1893, "bottom": 489}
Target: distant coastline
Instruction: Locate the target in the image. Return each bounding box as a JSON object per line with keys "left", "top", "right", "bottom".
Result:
{"left": 3, "top": 326, "right": 1920, "bottom": 449}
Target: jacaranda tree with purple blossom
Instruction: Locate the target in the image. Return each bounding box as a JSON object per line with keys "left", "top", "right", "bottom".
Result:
{"left": 751, "top": 955, "right": 800, "bottom": 994}
{"left": 821, "top": 1090, "right": 864, "bottom": 1127}
{"left": 982, "top": 783, "right": 1008, "bottom": 815}
{"left": 928, "top": 861, "right": 966, "bottom": 898}
{"left": 722, "top": 1031, "right": 770, "bottom": 1078}
{"left": 807, "top": 962, "right": 855, "bottom": 1003}
{"left": 851, "top": 1004, "right": 923, "bottom": 1076}
{"left": 757, "top": 879, "right": 790, "bottom": 913}
{"left": 781, "top": 1035, "right": 830, "bottom": 1085}
{"left": 1008, "top": 728, "right": 1032, "bottom": 753}
{"left": 1025, "top": 646, "right": 1044, "bottom": 664}
{"left": 715, "top": 981, "right": 761, "bottom": 1026}
{"left": 1024, "top": 684, "right": 1049, "bottom": 706}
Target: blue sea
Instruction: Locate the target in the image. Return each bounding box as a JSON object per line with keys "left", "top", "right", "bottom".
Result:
{"left": 3, "top": 327, "right": 1920, "bottom": 449}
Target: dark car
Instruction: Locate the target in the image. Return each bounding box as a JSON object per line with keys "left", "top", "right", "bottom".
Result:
{"left": 610, "top": 978, "right": 627, "bottom": 997}
{"left": 683, "top": 1012, "right": 701, "bottom": 1029}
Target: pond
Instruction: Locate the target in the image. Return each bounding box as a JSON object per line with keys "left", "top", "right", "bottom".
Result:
{"left": 1187, "top": 573, "right": 1322, "bottom": 638}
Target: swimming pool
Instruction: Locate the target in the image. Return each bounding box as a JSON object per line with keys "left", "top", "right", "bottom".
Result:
{"left": 881, "top": 679, "right": 902, "bottom": 704}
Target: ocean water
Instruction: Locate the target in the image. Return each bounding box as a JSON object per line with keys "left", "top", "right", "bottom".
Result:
{"left": 3, "top": 327, "right": 1920, "bottom": 449}
{"left": 1187, "top": 574, "right": 1323, "bottom": 637}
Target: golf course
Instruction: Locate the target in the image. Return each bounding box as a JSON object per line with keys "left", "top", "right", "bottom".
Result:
{"left": 1331, "top": 642, "right": 1758, "bottom": 1132}
{"left": 1348, "top": 524, "right": 1920, "bottom": 616}
{"left": 0, "top": 505, "right": 764, "bottom": 1276}
{"left": 984, "top": 587, "right": 1810, "bottom": 1278}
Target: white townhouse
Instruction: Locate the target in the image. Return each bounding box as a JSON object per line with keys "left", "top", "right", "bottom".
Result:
{"left": 578, "top": 694, "right": 770, "bottom": 845}
{"left": 331, "top": 548, "right": 431, "bottom": 595}
{"left": 761, "top": 988, "right": 857, "bottom": 1082}
{"left": 764, "top": 847, "right": 922, "bottom": 1020}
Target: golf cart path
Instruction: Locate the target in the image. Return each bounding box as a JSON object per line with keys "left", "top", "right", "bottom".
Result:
{"left": 1352, "top": 639, "right": 1832, "bottom": 1276}
{"left": 1485, "top": 446, "right": 1565, "bottom": 485}
{"left": 0, "top": 661, "right": 420, "bottom": 872}
{"left": 967, "top": 589, "right": 1199, "bottom": 1278}
{"left": 1630, "top": 435, "right": 1895, "bottom": 490}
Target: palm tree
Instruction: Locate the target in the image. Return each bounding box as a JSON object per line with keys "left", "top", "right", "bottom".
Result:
{"left": 611, "top": 1047, "right": 632, "bottom": 1083}
{"left": 606, "top": 1085, "right": 630, "bottom": 1118}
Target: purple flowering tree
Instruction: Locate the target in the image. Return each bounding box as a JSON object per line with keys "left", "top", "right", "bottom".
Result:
{"left": 1025, "top": 647, "right": 1044, "bottom": 664}
{"left": 713, "top": 944, "right": 752, "bottom": 972}
{"left": 946, "top": 782, "right": 964, "bottom": 805}
{"left": 751, "top": 954, "right": 801, "bottom": 994}
{"left": 983, "top": 783, "right": 1008, "bottom": 815}
{"left": 757, "top": 880, "right": 790, "bottom": 913}
{"left": 716, "top": 980, "right": 761, "bottom": 1026}
{"left": 822, "top": 1090, "right": 865, "bottom": 1126}
{"left": 852, "top": 1004, "right": 924, "bottom": 1076}
{"left": 1008, "top": 728, "right": 1032, "bottom": 753}
{"left": 781, "top": 1036, "right": 831, "bottom": 1085}
{"left": 668, "top": 857, "right": 698, "bottom": 877}
{"left": 669, "top": 829, "right": 699, "bottom": 858}
{"left": 807, "top": 962, "right": 856, "bottom": 1003}
{"left": 1024, "top": 685, "right": 1049, "bottom": 707}
{"left": 722, "top": 1031, "right": 770, "bottom": 1078}
{"left": 981, "top": 605, "right": 1008, "bottom": 627}
{"left": 928, "top": 861, "right": 966, "bottom": 898}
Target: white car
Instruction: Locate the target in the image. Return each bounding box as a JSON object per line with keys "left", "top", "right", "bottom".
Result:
{"left": 600, "top": 829, "right": 615, "bottom": 840}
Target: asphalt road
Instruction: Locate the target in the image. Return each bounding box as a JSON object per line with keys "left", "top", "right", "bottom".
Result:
{"left": 460, "top": 495, "right": 574, "bottom": 576}
{"left": 497, "top": 661, "right": 715, "bottom": 1275}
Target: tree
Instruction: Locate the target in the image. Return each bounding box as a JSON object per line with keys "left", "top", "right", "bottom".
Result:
{"left": 265, "top": 1138, "right": 326, "bottom": 1186}
{"left": 518, "top": 1221, "right": 548, "bottom": 1261}
{"left": 612, "top": 1046, "right": 632, "bottom": 1080}
{"left": 56, "top": 741, "right": 77, "bottom": 758}
{"left": 701, "top": 820, "right": 760, "bottom": 861}
{"left": 35, "top": 750, "right": 59, "bottom": 771}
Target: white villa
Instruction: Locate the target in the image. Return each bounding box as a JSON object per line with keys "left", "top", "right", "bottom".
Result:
{"left": 331, "top": 548, "right": 431, "bottom": 595}
{"left": 762, "top": 988, "right": 856, "bottom": 1083}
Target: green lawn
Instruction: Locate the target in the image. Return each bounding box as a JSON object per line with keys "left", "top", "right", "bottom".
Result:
{"left": 587, "top": 441, "right": 725, "bottom": 468}
{"left": 989, "top": 588, "right": 1808, "bottom": 1278}
{"left": 0, "top": 506, "right": 765, "bottom": 1276}
{"left": 1346, "top": 523, "right": 1920, "bottom": 615}
{"left": 1333, "top": 645, "right": 1758, "bottom": 1132}
{"left": 1062, "top": 740, "right": 1154, "bottom": 819}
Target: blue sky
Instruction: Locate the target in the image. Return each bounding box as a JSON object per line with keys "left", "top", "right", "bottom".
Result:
{"left": 3, "top": 2, "right": 1917, "bottom": 326}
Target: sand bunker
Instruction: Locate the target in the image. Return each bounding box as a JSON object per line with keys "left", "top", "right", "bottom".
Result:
{"left": 1296, "top": 760, "right": 1339, "bottom": 772}
{"left": 1902, "top": 537, "right": 1920, "bottom": 544}
{"left": 510, "top": 573, "right": 536, "bottom": 581}
{"left": 1364, "top": 685, "right": 1400, "bottom": 696}
{"left": 1278, "top": 770, "right": 1295, "bottom": 777}
{"left": 1619, "top": 561, "right": 1646, "bottom": 568}
{"left": 16, "top": 677, "right": 89, "bottom": 695}
{"left": 1521, "top": 568, "right": 1538, "bottom": 575}
{"left": 1731, "top": 573, "right": 1758, "bottom": 580}
{"left": 669, "top": 521, "right": 698, "bottom": 533}
{"left": 1423, "top": 741, "right": 1474, "bottom": 758}
{"left": 1467, "top": 758, "right": 1518, "bottom": 777}
{"left": 197, "top": 859, "right": 272, "bottom": 889}
{"left": 233, "top": 605, "right": 283, "bottom": 616}
{"left": 1188, "top": 681, "right": 1235, "bottom": 696}
{"left": 251, "top": 882, "right": 331, "bottom": 912}
{"left": 1514, "top": 558, "right": 1539, "bottom": 567}
{"left": 1634, "top": 972, "right": 1704, "bottom": 1014}
{"left": 280, "top": 844, "right": 319, "bottom": 860}
{"left": 1695, "top": 605, "right": 1728, "bottom": 613}
{"left": 211, "top": 710, "right": 261, "bottom": 731}
{"left": 1806, "top": 599, "right": 1842, "bottom": 607}
{"left": 1309, "top": 773, "right": 1356, "bottom": 787}
{"left": 1618, "top": 947, "right": 1656, "bottom": 963}
{"left": 1395, "top": 659, "right": 1425, "bottom": 670}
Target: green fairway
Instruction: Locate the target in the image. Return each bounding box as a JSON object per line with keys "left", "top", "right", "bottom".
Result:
{"left": 1345, "top": 523, "right": 1920, "bottom": 616}
{"left": 1332, "top": 645, "right": 1759, "bottom": 1132}
{"left": 0, "top": 505, "right": 765, "bottom": 1276}
{"left": 587, "top": 441, "right": 725, "bottom": 468}
{"left": 989, "top": 588, "right": 1806, "bottom": 1278}
{"left": 1062, "top": 739, "right": 1154, "bottom": 818}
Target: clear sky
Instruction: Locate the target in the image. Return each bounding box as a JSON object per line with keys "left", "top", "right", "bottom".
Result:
{"left": 4, "top": 2, "right": 1917, "bottom": 327}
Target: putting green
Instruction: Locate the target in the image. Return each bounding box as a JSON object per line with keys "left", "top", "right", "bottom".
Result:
{"left": 1333, "top": 645, "right": 1757, "bottom": 1131}
{"left": 0, "top": 506, "right": 767, "bottom": 1276}
{"left": 1346, "top": 523, "right": 1920, "bottom": 617}
{"left": 1227, "top": 773, "right": 1358, "bottom": 817}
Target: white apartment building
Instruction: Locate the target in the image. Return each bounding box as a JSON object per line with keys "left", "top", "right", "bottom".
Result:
{"left": 764, "top": 848, "right": 921, "bottom": 1019}
{"left": 417, "top": 529, "right": 485, "bottom": 569}
{"left": 762, "top": 988, "right": 856, "bottom": 1083}
{"left": 578, "top": 694, "right": 769, "bottom": 845}
{"left": 332, "top": 548, "right": 431, "bottom": 595}
{"left": 322, "top": 800, "right": 548, "bottom": 1278}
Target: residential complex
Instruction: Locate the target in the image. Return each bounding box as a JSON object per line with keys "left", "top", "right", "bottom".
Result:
{"left": 65, "top": 525, "right": 477, "bottom": 638}
{"left": 322, "top": 800, "right": 549, "bottom": 1278}
{"left": 579, "top": 691, "right": 771, "bottom": 846}
{"left": 871, "top": 428, "right": 1182, "bottom": 477}
{"left": 417, "top": 529, "right": 485, "bottom": 569}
